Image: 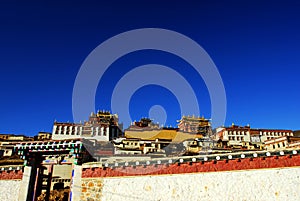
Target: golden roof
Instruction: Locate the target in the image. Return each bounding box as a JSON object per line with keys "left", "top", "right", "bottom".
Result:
{"left": 125, "top": 129, "right": 203, "bottom": 142}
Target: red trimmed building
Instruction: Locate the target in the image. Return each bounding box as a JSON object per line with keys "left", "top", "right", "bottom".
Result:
{"left": 215, "top": 124, "right": 293, "bottom": 149}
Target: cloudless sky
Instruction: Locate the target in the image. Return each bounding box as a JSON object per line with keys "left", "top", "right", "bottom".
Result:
{"left": 0, "top": 0, "right": 299, "bottom": 136}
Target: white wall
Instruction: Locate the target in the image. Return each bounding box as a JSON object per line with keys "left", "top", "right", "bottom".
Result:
{"left": 98, "top": 167, "right": 300, "bottom": 201}
{"left": 71, "top": 165, "right": 82, "bottom": 201}
{"left": 0, "top": 180, "right": 22, "bottom": 201}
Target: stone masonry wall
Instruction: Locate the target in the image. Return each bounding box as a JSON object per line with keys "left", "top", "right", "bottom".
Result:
{"left": 81, "top": 178, "right": 104, "bottom": 201}
{"left": 81, "top": 167, "right": 300, "bottom": 201}
{"left": 0, "top": 180, "right": 22, "bottom": 201}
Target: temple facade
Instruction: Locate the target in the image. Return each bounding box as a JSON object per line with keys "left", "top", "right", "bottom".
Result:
{"left": 52, "top": 111, "right": 123, "bottom": 141}
{"left": 177, "top": 115, "right": 212, "bottom": 136}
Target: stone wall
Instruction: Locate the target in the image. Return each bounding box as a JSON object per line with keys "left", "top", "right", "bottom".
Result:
{"left": 80, "top": 167, "right": 300, "bottom": 201}
{"left": 80, "top": 178, "right": 104, "bottom": 201}
{"left": 82, "top": 153, "right": 300, "bottom": 178}
{"left": 0, "top": 180, "right": 22, "bottom": 201}
{"left": 78, "top": 150, "right": 300, "bottom": 201}
{"left": 0, "top": 166, "right": 23, "bottom": 200}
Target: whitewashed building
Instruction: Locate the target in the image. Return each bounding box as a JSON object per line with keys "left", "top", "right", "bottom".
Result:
{"left": 215, "top": 124, "right": 293, "bottom": 149}
{"left": 52, "top": 111, "right": 123, "bottom": 141}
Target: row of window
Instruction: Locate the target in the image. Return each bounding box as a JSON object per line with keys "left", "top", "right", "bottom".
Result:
{"left": 55, "top": 128, "right": 81, "bottom": 135}
{"left": 145, "top": 148, "right": 158, "bottom": 153}
{"left": 228, "top": 136, "right": 288, "bottom": 142}
{"left": 227, "top": 131, "right": 292, "bottom": 137}
{"left": 228, "top": 131, "right": 248, "bottom": 135}
{"left": 263, "top": 132, "right": 292, "bottom": 137}
{"left": 271, "top": 141, "right": 287, "bottom": 149}
{"left": 54, "top": 126, "right": 109, "bottom": 136}
{"left": 228, "top": 136, "right": 244, "bottom": 141}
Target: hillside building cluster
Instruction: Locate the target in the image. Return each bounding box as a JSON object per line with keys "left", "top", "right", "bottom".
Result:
{"left": 0, "top": 110, "right": 300, "bottom": 201}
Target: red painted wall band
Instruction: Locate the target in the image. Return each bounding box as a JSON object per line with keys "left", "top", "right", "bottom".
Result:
{"left": 82, "top": 155, "right": 300, "bottom": 178}
{"left": 0, "top": 170, "right": 23, "bottom": 180}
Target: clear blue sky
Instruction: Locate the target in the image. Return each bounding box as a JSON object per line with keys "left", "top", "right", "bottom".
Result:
{"left": 0, "top": 0, "right": 299, "bottom": 136}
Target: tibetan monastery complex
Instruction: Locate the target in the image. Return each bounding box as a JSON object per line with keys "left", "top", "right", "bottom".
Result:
{"left": 0, "top": 110, "right": 300, "bottom": 201}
